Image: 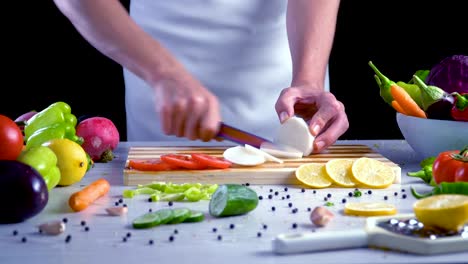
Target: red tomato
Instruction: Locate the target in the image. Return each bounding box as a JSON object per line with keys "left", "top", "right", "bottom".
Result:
{"left": 433, "top": 147, "right": 468, "bottom": 184}
{"left": 0, "top": 114, "right": 24, "bottom": 160}
{"left": 160, "top": 154, "right": 207, "bottom": 170}
{"left": 128, "top": 159, "right": 180, "bottom": 171}
{"left": 191, "top": 153, "right": 232, "bottom": 169}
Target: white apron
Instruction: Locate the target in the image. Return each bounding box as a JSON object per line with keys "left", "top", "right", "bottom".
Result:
{"left": 124, "top": 0, "right": 329, "bottom": 141}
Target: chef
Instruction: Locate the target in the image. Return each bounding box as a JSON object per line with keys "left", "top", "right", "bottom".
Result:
{"left": 52, "top": 0, "right": 349, "bottom": 153}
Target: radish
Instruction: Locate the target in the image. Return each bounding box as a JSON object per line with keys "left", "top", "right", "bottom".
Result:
{"left": 244, "top": 144, "right": 284, "bottom": 163}
{"left": 273, "top": 116, "right": 315, "bottom": 157}
{"left": 260, "top": 142, "right": 303, "bottom": 159}
{"left": 223, "top": 146, "right": 266, "bottom": 166}
{"left": 76, "top": 117, "right": 120, "bottom": 162}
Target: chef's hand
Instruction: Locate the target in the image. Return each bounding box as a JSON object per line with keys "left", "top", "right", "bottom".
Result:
{"left": 275, "top": 85, "right": 349, "bottom": 153}
{"left": 152, "top": 71, "right": 221, "bottom": 142}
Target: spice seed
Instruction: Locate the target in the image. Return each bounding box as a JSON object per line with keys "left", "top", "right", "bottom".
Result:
{"left": 65, "top": 235, "right": 72, "bottom": 243}
{"left": 21, "top": 237, "right": 27, "bottom": 243}
{"left": 217, "top": 235, "right": 222, "bottom": 241}
{"left": 257, "top": 232, "right": 262, "bottom": 237}
{"left": 212, "top": 228, "right": 217, "bottom": 233}
{"left": 13, "top": 230, "right": 18, "bottom": 236}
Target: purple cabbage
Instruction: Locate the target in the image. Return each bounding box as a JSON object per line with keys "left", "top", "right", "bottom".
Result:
{"left": 426, "top": 54, "right": 468, "bottom": 94}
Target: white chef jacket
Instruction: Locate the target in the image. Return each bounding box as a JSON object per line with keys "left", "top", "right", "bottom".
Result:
{"left": 124, "top": 0, "right": 329, "bottom": 141}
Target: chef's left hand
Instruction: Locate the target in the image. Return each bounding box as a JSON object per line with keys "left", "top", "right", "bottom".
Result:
{"left": 275, "top": 85, "right": 349, "bottom": 153}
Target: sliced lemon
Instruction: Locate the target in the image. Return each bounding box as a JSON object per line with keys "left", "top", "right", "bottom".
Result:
{"left": 350, "top": 157, "right": 395, "bottom": 189}
{"left": 295, "top": 163, "right": 332, "bottom": 188}
{"left": 344, "top": 202, "right": 397, "bottom": 217}
{"left": 413, "top": 194, "right": 468, "bottom": 232}
{"left": 325, "top": 159, "right": 356, "bottom": 187}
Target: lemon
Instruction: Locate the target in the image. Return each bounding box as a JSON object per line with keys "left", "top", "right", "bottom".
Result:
{"left": 325, "top": 159, "right": 356, "bottom": 187}
{"left": 344, "top": 202, "right": 397, "bottom": 217}
{"left": 295, "top": 163, "right": 332, "bottom": 188}
{"left": 42, "top": 138, "right": 88, "bottom": 186}
{"left": 413, "top": 194, "right": 468, "bottom": 231}
{"left": 350, "top": 157, "right": 395, "bottom": 189}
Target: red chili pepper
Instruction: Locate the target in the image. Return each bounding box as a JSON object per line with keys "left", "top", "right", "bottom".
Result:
{"left": 451, "top": 92, "right": 468, "bottom": 121}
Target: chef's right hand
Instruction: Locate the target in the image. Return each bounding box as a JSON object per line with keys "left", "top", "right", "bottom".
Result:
{"left": 152, "top": 72, "right": 221, "bottom": 142}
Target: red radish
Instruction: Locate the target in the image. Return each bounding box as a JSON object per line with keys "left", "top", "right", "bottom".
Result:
{"left": 76, "top": 117, "right": 120, "bottom": 162}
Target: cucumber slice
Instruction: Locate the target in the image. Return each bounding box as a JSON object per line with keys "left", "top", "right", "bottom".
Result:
{"left": 157, "top": 208, "right": 175, "bottom": 224}
{"left": 209, "top": 184, "right": 259, "bottom": 217}
{"left": 132, "top": 208, "right": 174, "bottom": 229}
{"left": 167, "top": 208, "right": 191, "bottom": 224}
{"left": 183, "top": 210, "right": 205, "bottom": 223}
{"left": 132, "top": 212, "right": 162, "bottom": 229}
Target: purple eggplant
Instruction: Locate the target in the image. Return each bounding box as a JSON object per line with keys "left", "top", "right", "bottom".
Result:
{"left": 0, "top": 160, "right": 48, "bottom": 224}
{"left": 412, "top": 75, "right": 455, "bottom": 120}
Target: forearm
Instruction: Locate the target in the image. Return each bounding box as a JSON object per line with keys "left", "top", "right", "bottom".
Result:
{"left": 53, "top": 0, "right": 181, "bottom": 86}
{"left": 286, "top": 0, "right": 340, "bottom": 88}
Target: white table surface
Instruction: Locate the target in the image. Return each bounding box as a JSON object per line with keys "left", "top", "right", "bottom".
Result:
{"left": 1, "top": 140, "right": 467, "bottom": 264}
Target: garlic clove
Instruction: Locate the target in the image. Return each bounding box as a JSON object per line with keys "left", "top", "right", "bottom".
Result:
{"left": 310, "top": 206, "right": 334, "bottom": 227}
{"left": 38, "top": 220, "right": 66, "bottom": 236}
{"left": 106, "top": 206, "right": 128, "bottom": 216}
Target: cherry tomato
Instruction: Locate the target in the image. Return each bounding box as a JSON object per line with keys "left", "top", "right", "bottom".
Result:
{"left": 191, "top": 153, "right": 232, "bottom": 169}
{"left": 128, "top": 159, "right": 180, "bottom": 171}
{"left": 0, "top": 114, "right": 24, "bottom": 160}
{"left": 160, "top": 154, "right": 207, "bottom": 170}
{"left": 433, "top": 146, "right": 468, "bottom": 184}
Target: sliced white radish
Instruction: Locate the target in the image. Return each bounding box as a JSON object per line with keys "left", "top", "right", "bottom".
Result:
{"left": 273, "top": 116, "right": 315, "bottom": 156}
{"left": 244, "top": 144, "right": 284, "bottom": 164}
{"left": 223, "top": 146, "right": 266, "bottom": 166}
{"left": 260, "top": 142, "right": 303, "bottom": 159}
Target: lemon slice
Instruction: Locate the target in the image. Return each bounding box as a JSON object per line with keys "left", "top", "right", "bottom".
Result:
{"left": 350, "top": 157, "right": 395, "bottom": 189}
{"left": 295, "top": 163, "right": 332, "bottom": 188}
{"left": 413, "top": 194, "right": 468, "bottom": 231}
{"left": 344, "top": 202, "right": 397, "bottom": 217}
{"left": 325, "top": 159, "right": 356, "bottom": 187}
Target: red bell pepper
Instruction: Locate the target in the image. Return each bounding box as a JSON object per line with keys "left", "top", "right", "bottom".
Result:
{"left": 451, "top": 92, "right": 468, "bottom": 121}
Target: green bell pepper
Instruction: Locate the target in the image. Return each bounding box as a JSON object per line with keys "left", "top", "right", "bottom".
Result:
{"left": 25, "top": 122, "right": 82, "bottom": 149}
{"left": 24, "top": 101, "right": 77, "bottom": 140}
{"left": 17, "top": 146, "right": 61, "bottom": 191}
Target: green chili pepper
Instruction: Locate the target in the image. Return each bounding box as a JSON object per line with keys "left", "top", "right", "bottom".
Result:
{"left": 368, "top": 61, "right": 395, "bottom": 105}
{"left": 407, "top": 156, "right": 436, "bottom": 184}
{"left": 408, "top": 69, "right": 430, "bottom": 84}
{"left": 410, "top": 182, "right": 468, "bottom": 199}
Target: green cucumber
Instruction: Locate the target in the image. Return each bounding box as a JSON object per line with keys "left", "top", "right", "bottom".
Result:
{"left": 167, "top": 208, "right": 191, "bottom": 224}
{"left": 209, "top": 184, "right": 259, "bottom": 217}
{"left": 132, "top": 208, "right": 174, "bottom": 229}
{"left": 183, "top": 210, "right": 205, "bottom": 223}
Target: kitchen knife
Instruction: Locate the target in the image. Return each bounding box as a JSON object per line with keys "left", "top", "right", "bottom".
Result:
{"left": 216, "top": 122, "right": 272, "bottom": 148}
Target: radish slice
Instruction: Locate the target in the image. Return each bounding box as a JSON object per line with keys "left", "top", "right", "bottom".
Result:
{"left": 244, "top": 144, "right": 284, "bottom": 164}
{"left": 260, "top": 142, "right": 303, "bottom": 159}
{"left": 273, "top": 116, "right": 315, "bottom": 156}
{"left": 223, "top": 146, "right": 266, "bottom": 166}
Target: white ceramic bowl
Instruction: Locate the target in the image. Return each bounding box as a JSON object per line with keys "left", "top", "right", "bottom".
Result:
{"left": 396, "top": 113, "right": 468, "bottom": 159}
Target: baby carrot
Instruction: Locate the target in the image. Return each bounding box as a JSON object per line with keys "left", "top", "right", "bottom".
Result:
{"left": 391, "top": 100, "right": 407, "bottom": 115}
{"left": 390, "top": 84, "right": 427, "bottom": 118}
{"left": 69, "top": 178, "right": 110, "bottom": 212}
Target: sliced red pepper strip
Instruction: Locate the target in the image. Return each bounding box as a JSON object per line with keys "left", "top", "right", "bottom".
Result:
{"left": 191, "top": 153, "right": 232, "bottom": 169}
{"left": 160, "top": 154, "right": 208, "bottom": 170}
{"left": 128, "top": 159, "right": 180, "bottom": 171}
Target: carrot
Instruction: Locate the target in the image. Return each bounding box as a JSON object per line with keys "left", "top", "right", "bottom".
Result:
{"left": 391, "top": 100, "right": 407, "bottom": 115}
{"left": 390, "top": 84, "right": 427, "bottom": 118}
{"left": 69, "top": 178, "right": 110, "bottom": 212}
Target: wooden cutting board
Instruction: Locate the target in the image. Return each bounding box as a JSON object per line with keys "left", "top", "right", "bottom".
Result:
{"left": 123, "top": 144, "right": 401, "bottom": 186}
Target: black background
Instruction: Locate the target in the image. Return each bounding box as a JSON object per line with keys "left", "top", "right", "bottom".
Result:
{"left": 2, "top": 1, "right": 466, "bottom": 141}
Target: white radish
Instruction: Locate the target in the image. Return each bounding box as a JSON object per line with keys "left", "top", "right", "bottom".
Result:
{"left": 223, "top": 146, "right": 266, "bottom": 166}
{"left": 260, "top": 142, "right": 303, "bottom": 159}
{"left": 273, "top": 116, "right": 314, "bottom": 156}
{"left": 244, "top": 144, "right": 283, "bottom": 163}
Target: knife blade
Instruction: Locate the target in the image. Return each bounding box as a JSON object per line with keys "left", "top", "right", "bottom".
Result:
{"left": 216, "top": 122, "right": 272, "bottom": 148}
